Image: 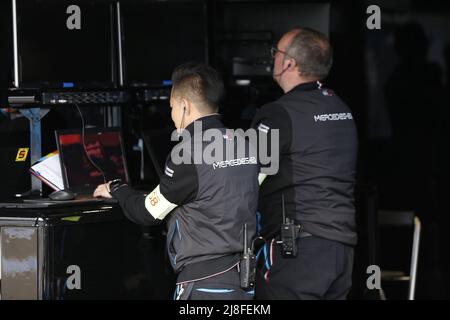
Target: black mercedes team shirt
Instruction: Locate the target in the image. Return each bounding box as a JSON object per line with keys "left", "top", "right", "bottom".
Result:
{"left": 112, "top": 114, "right": 259, "bottom": 276}
{"left": 251, "top": 82, "right": 358, "bottom": 246}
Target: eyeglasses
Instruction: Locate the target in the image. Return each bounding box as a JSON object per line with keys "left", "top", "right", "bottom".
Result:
{"left": 270, "top": 46, "right": 288, "bottom": 58}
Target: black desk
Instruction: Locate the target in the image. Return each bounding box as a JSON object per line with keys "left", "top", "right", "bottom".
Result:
{"left": 0, "top": 201, "right": 175, "bottom": 299}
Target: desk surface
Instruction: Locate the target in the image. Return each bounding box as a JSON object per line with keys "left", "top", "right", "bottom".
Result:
{"left": 1, "top": 197, "right": 117, "bottom": 207}
{"left": 0, "top": 199, "right": 123, "bottom": 226}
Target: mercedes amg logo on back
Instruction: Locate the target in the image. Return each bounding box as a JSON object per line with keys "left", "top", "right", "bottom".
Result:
{"left": 314, "top": 113, "right": 353, "bottom": 122}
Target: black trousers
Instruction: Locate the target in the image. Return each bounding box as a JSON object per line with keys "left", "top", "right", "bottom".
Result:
{"left": 175, "top": 266, "right": 254, "bottom": 300}
{"left": 255, "top": 236, "right": 354, "bottom": 300}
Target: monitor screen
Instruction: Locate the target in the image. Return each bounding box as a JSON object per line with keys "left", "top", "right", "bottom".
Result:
{"left": 0, "top": 1, "right": 13, "bottom": 88}
{"left": 120, "top": 1, "right": 207, "bottom": 87}
{"left": 55, "top": 127, "right": 129, "bottom": 193}
{"left": 15, "top": 0, "right": 115, "bottom": 89}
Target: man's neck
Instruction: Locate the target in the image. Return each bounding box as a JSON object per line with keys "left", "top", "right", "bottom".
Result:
{"left": 282, "top": 77, "right": 318, "bottom": 93}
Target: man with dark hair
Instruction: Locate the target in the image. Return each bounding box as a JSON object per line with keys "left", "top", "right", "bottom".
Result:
{"left": 171, "top": 62, "right": 224, "bottom": 114}
{"left": 94, "top": 62, "right": 258, "bottom": 300}
{"left": 252, "top": 27, "right": 358, "bottom": 299}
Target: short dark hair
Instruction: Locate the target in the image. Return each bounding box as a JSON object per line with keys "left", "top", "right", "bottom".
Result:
{"left": 286, "top": 27, "right": 333, "bottom": 80}
{"left": 171, "top": 62, "right": 224, "bottom": 113}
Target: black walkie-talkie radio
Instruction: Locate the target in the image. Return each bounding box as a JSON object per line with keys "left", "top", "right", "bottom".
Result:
{"left": 280, "top": 194, "right": 301, "bottom": 258}
{"left": 240, "top": 223, "right": 256, "bottom": 289}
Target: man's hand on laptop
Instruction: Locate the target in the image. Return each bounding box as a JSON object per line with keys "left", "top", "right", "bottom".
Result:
{"left": 93, "top": 182, "right": 113, "bottom": 199}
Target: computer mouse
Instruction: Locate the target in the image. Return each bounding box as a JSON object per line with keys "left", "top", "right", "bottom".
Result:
{"left": 48, "top": 189, "right": 76, "bottom": 201}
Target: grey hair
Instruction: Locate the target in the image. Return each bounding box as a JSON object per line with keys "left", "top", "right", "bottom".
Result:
{"left": 285, "top": 27, "right": 333, "bottom": 80}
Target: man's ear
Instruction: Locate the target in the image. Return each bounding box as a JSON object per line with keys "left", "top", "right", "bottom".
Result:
{"left": 182, "top": 98, "right": 190, "bottom": 115}
{"left": 287, "top": 58, "right": 296, "bottom": 70}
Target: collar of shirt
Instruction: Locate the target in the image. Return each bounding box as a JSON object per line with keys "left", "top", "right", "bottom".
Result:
{"left": 183, "top": 113, "right": 224, "bottom": 136}
{"left": 289, "top": 81, "right": 321, "bottom": 93}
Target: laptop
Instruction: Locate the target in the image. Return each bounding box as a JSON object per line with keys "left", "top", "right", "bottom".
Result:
{"left": 54, "top": 127, "right": 130, "bottom": 201}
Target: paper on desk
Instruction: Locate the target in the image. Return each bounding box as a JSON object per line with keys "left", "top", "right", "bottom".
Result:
{"left": 29, "top": 151, "right": 64, "bottom": 190}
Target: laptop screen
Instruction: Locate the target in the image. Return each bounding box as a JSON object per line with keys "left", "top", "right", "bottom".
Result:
{"left": 55, "top": 127, "right": 129, "bottom": 193}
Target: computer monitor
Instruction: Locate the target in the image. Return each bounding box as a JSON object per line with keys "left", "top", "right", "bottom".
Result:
{"left": 120, "top": 1, "right": 208, "bottom": 87}
{"left": 55, "top": 127, "right": 129, "bottom": 194}
{"left": 12, "top": 0, "right": 116, "bottom": 89}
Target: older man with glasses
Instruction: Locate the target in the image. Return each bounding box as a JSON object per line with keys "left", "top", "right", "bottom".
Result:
{"left": 252, "top": 27, "right": 358, "bottom": 300}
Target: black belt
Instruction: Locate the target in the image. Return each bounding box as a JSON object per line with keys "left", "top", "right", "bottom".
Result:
{"left": 270, "top": 230, "right": 313, "bottom": 244}
{"left": 176, "top": 253, "right": 240, "bottom": 284}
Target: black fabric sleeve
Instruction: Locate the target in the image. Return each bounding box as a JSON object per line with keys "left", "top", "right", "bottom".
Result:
{"left": 251, "top": 102, "right": 293, "bottom": 171}
{"left": 159, "top": 157, "right": 198, "bottom": 205}
{"left": 111, "top": 185, "right": 162, "bottom": 226}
